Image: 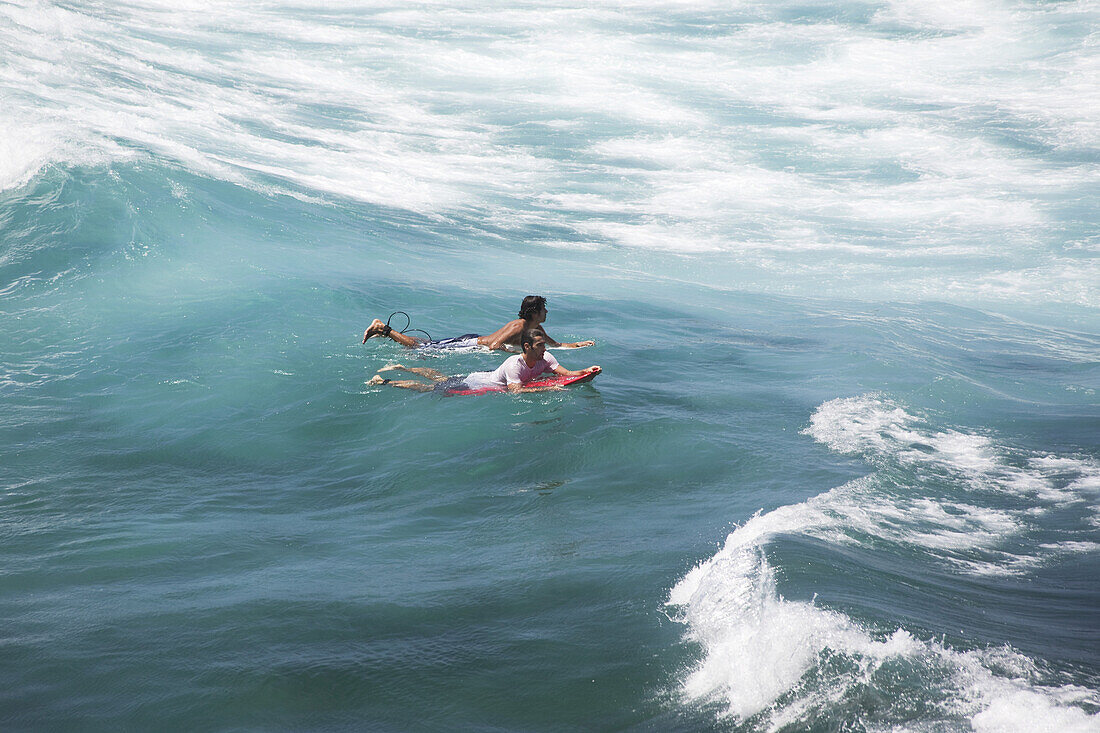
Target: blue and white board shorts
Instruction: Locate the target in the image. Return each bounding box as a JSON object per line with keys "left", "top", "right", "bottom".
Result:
{"left": 418, "top": 333, "right": 481, "bottom": 350}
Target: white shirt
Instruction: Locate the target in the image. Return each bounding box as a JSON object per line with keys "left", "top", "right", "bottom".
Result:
{"left": 465, "top": 352, "right": 560, "bottom": 389}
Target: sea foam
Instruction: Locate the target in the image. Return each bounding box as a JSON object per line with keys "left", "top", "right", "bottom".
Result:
{"left": 668, "top": 395, "right": 1100, "bottom": 726}
{"left": 1, "top": 0, "right": 1096, "bottom": 305}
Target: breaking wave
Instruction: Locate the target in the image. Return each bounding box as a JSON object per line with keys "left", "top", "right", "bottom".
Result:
{"left": 668, "top": 395, "right": 1100, "bottom": 728}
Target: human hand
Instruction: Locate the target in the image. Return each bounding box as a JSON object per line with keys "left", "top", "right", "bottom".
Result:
{"left": 572, "top": 340, "right": 595, "bottom": 348}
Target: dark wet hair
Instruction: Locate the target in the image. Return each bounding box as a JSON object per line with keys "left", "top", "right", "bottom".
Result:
{"left": 518, "top": 295, "right": 547, "bottom": 320}
{"left": 521, "top": 328, "right": 545, "bottom": 351}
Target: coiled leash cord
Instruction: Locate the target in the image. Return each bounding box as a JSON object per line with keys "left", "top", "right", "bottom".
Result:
{"left": 382, "top": 311, "right": 432, "bottom": 342}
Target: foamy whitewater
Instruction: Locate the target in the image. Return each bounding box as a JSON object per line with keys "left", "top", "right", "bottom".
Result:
{"left": 670, "top": 395, "right": 1100, "bottom": 729}
{"left": 2, "top": 1, "right": 1097, "bottom": 730}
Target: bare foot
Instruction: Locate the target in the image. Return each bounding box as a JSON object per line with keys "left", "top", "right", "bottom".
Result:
{"left": 377, "top": 363, "right": 405, "bottom": 373}
{"left": 367, "top": 374, "right": 389, "bottom": 385}
{"left": 362, "top": 319, "right": 387, "bottom": 343}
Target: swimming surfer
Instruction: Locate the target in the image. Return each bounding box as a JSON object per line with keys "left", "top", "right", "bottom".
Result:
{"left": 368, "top": 329, "right": 600, "bottom": 393}
{"left": 362, "top": 295, "right": 594, "bottom": 351}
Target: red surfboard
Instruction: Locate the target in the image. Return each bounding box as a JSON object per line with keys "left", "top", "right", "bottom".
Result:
{"left": 446, "top": 370, "right": 599, "bottom": 396}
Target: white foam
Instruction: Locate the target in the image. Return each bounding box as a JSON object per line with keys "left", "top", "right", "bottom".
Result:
{"left": 804, "top": 393, "right": 915, "bottom": 456}
{"left": 669, "top": 394, "right": 1100, "bottom": 724}
{"left": 672, "top": 545, "right": 891, "bottom": 720}
{"left": 971, "top": 687, "right": 1100, "bottom": 733}
{"left": 3, "top": 0, "right": 1096, "bottom": 299}
{"left": 669, "top": 522, "right": 1100, "bottom": 727}
{"left": 805, "top": 396, "right": 1100, "bottom": 509}
{"left": 0, "top": 117, "right": 57, "bottom": 192}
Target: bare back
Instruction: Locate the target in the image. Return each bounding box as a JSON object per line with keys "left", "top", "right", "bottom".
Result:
{"left": 478, "top": 318, "right": 540, "bottom": 350}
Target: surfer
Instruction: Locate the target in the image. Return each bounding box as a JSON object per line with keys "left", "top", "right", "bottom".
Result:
{"left": 368, "top": 329, "right": 600, "bottom": 393}
{"left": 362, "top": 295, "right": 594, "bottom": 351}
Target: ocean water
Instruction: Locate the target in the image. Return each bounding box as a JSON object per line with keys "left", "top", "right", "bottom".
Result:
{"left": 2, "top": 1, "right": 1098, "bottom": 730}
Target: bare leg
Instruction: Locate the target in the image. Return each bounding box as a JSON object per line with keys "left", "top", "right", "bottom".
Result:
{"left": 379, "top": 364, "right": 447, "bottom": 382}
{"left": 363, "top": 318, "right": 424, "bottom": 348}
{"left": 367, "top": 375, "right": 435, "bottom": 392}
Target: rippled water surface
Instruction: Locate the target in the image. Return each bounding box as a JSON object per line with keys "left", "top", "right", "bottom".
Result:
{"left": 2, "top": 1, "right": 1098, "bottom": 730}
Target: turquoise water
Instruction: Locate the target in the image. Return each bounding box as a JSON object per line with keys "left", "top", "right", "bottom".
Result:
{"left": 2, "top": 2, "right": 1099, "bottom": 731}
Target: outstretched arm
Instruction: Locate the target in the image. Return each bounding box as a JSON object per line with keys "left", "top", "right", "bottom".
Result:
{"left": 504, "top": 365, "right": 599, "bottom": 392}
{"left": 539, "top": 328, "right": 594, "bottom": 349}
{"left": 551, "top": 364, "right": 601, "bottom": 378}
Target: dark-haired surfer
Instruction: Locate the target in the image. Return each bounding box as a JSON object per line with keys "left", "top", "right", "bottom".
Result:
{"left": 368, "top": 330, "right": 600, "bottom": 393}
{"left": 362, "top": 295, "right": 594, "bottom": 351}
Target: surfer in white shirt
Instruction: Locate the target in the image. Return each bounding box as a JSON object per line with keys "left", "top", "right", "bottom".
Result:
{"left": 368, "top": 330, "right": 600, "bottom": 393}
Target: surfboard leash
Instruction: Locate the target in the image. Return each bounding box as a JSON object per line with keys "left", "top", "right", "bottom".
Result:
{"left": 385, "top": 311, "right": 432, "bottom": 341}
